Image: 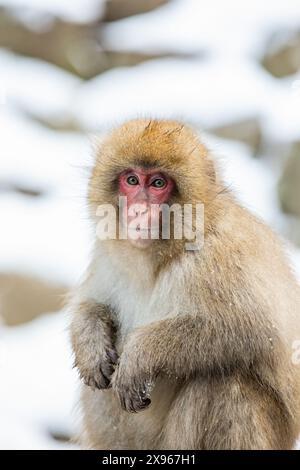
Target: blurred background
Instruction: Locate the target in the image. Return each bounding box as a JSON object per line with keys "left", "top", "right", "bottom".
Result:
{"left": 1, "top": 0, "right": 300, "bottom": 450}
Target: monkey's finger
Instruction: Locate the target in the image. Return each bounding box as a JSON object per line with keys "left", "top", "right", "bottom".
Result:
{"left": 83, "top": 376, "right": 97, "bottom": 391}
{"left": 127, "top": 397, "right": 137, "bottom": 413}
{"left": 130, "top": 396, "right": 151, "bottom": 413}
{"left": 129, "top": 396, "right": 151, "bottom": 413}
{"left": 140, "top": 397, "right": 151, "bottom": 409}
{"left": 97, "top": 367, "right": 111, "bottom": 389}
{"left": 117, "top": 390, "right": 127, "bottom": 411}
{"left": 115, "top": 386, "right": 136, "bottom": 412}
{"left": 107, "top": 348, "right": 119, "bottom": 364}
{"left": 120, "top": 389, "right": 151, "bottom": 413}
{"left": 100, "top": 360, "right": 115, "bottom": 380}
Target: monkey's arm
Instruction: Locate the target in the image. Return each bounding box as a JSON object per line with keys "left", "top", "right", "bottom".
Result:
{"left": 112, "top": 311, "right": 276, "bottom": 412}
{"left": 70, "top": 301, "right": 118, "bottom": 389}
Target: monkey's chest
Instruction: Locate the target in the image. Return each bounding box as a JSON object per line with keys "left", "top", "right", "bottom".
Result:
{"left": 110, "top": 281, "right": 179, "bottom": 338}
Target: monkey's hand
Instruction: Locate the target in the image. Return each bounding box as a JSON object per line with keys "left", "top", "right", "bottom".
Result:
{"left": 71, "top": 302, "right": 118, "bottom": 390}
{"left": 112, "top": 331, "right": 155, "bottom": 413}
{"left": 75, "top": 341, "right": 119, "bottom": 391}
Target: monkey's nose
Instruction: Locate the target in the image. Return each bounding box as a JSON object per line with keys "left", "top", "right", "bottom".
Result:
{"left": 136, "top": 206, "right": 148, "bottom": 216}
{"left": 131, "top": 203, "right": 149, "bottom": 216}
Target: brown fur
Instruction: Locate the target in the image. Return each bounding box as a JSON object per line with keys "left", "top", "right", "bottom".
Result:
{"left": 70, "top": 119, "right": 300, "bottom": 449}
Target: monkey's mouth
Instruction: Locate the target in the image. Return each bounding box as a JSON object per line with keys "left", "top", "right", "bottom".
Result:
{"left": 128, "top": 226, "right": 152, "bottom": 235}
{"left": 127, "top": 225, "right": 160, "bottom": 240}
{"left": 138, "top": 229, "right": 150, "bottom": 235}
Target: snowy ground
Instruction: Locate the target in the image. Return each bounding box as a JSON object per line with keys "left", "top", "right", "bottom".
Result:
{"left": 0, "top": 0, "right": 300, "bottom": 449}
{"left": 0, "top": 313, "right": 79, "bottom": 449}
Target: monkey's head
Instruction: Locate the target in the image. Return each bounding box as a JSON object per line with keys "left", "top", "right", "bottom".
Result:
{"left": 89, "top": 119, "right": 222, "bottom": 252}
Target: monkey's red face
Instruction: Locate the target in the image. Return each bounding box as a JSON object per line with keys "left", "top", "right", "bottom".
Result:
{"left": 118, "top": 168, "right": 174, "bottom": 246}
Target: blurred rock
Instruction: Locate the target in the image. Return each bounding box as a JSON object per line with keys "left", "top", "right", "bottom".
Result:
{"left": 48, "top": 430, "right": 71, "bottom": 444}
{"left": 0, "top": 7, "right": 169, "bottom": 79}
{"left": 278, "top": 142, "right": 300, "bottom": 217}
{"left": 261, "top": 30, "right": 300, "bottom": 78}
{"left": 20, "top": 108, "right": 85, "bottom": 132}
{"left": 210, "top": 118, "right": 262, "bottom": 154}
{"left": 103, "top": 0, "right": 169, "bottom": 22}
{"left": 0, "top": 180, "right": 43, "bottom": 197}
{"left": 283, "top": 216, "right": 300, "bottom": 247}
{"left": 0, "top": 273, "right": 67, "bottom": 326}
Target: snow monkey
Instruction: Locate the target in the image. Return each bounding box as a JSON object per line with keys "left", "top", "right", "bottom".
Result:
{"left": 70, "top": 119, "right": 300, "bottom": 449}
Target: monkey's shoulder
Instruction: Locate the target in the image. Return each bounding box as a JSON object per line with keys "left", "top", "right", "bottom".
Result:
{"left": 206, "top": 200, "right": 287, "bottom": 269}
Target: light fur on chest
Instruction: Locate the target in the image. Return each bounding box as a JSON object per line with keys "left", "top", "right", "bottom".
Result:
{"left": 84, "top": 245, "right": 194, "bottom": 337}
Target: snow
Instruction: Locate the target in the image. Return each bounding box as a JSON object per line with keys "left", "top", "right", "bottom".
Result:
{"left": 1, "top": 0, "right": 300, "bottom": 450}
{"left": 0, "top": 192, "right": 91, "bottom": 285}
{"left": 0, "top": 108, "right": 87, "bottom": 189}
{"left": 263, "top": 70, "right": 300, "bottom": 142}
{"left": 103, "top": 0, "right": 300, "bottom": 57}
{"left": 74, "top": 55, "right": 300, "bottom": 144}
{"left": 73, "top": 58, "right": 269, "bottom": 131}
{"left": 289, "top": 248, "right": 300, "bottom": 282}
{"left": 0, "top": 49, "right": 81, "bottom": 121}
{"left": 94, "top": 0, "right": 300, "bottom": 142}
{"left": 0, "top": 107, "right": 92, "bottom": 284}
{"left": 0, "top": 312, "right": 79, "bottom": 449}
{"left": 204, "top": 135, "right": 281, "bottom": 225}
{"left": 0, "top": 0, "right": 105, "bottom": 23}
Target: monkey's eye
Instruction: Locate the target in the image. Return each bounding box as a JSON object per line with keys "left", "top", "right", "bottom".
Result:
{"left": 126, "top": 175, "right": 139, "bottom": 185}
{"left": 151, "top": 178, "right": 166, "bottom": 189}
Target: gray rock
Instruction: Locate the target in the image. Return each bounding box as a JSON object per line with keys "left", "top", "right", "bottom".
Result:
{"left": 283, "top": 216, "right": 300, "bottom": 247}
{"left": 210, "top": 118, "right": 263, "bottom": 154}
{"left": 261, "top": 30, "right": 300, "bottom": 78}
{"left": 0, "top": 7, "right": 172, "bottom": 79}
{"left": 0, "top": 273, "right": 67, "bottom": 326}
{"left": 279, "top": 142, "right": 300, "bottom": 217}
{"left": 103, "top": 0, "right": 169, "bottom": 22}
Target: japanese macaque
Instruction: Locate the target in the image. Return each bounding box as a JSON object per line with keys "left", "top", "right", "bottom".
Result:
{"left": 70, "top": 119, "right": 300, "bottom": 450}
